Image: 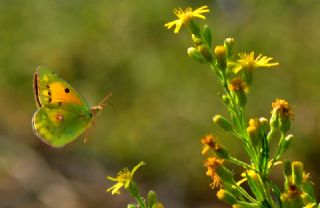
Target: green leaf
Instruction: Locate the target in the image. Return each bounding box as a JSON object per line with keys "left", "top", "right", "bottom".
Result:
{"left": 268, "top": 180, "right": 282, "bottom": 208}
{"left": 302, "top": 181, "right": 316, "bottom": 202}
{"left": 259, "top": 133, "right": 269, "bottom": 175}
{"left": 246, "top": 171, "right": 265, "bottom": 203}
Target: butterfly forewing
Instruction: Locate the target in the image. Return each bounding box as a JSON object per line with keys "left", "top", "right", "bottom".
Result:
{"left": 34, "top": 66, "right": 87, "bottom": 107}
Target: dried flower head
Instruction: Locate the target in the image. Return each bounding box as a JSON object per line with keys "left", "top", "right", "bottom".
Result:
{"left": 271, "top": 99, "right": 294, "bottom": 119}
{"left": 228, "top": 78, "right": 249, "bottom": 93}
{"left": 201, "top": 134, "right": 216, "bottom": 155}
{"left": 270, "top": 99, "right": 294, "bottom": 133}
{"left": 204, "top": 157, "right": 224, "bottom": 188}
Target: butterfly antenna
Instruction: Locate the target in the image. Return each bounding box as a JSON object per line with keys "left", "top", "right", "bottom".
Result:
{"left": 98, "top": 92, "right": 113, "bottom": 108}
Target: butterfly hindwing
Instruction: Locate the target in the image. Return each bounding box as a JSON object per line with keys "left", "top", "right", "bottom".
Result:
{"left": 34, "top": 66, "right": 87, "bottom": 107}
{"left": 32, "top": 102, "right": 93, "bottom": 148}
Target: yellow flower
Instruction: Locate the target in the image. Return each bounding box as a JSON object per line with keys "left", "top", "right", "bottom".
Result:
{"left": 106, "top": 161, "right": 145, "bottom": 195}
{"left": 164, "top": 6, "right": 210, "bottom": 34}
{"left": 232, "top": 52, "right": 279, "bottom": 73}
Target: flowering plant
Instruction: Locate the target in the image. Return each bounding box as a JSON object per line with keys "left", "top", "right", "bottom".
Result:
{"left": 106, "top": 5, "right": 319, "bottom": 208}
{"left": 165, "top": 5, "right": 318, "bottom": 208}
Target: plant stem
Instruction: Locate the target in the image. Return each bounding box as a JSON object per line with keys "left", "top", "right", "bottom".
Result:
{"left": 129, "top": 182, "right": 145, "bottom": 208}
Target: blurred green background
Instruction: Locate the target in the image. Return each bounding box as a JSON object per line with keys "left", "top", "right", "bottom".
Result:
{"left": 0, "top": 0, "right": 319, "bottom": 207}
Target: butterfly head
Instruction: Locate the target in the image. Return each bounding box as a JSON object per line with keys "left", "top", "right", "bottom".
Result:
{"left": 90, "top": 92, "right": 112, "bottom": 117}
{"left": 90, "top": 105, "right": 103, "bottom": 116}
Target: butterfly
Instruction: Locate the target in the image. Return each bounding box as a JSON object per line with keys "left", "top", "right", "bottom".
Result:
{"left": 32, "top": 66, "right": 111, "bottom": 148}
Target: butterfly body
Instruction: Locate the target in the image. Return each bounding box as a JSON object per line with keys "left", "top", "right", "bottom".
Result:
{"left": 32, "top": 66, "right": 109, "bottom": 148}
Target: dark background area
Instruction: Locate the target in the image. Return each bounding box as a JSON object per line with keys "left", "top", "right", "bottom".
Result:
{"left": 0, "top": 0, "right": 319, "bottom": 207}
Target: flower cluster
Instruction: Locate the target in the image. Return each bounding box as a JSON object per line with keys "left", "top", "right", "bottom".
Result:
{"left": 164, "top": 5, "right": 318, "bottom": 208}
{"left": 106, "top": 5, "right": 318, "bottom": 208}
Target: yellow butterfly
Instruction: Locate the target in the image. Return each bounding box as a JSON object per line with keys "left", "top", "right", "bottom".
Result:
{"left": 32, "top": 66, "right": 111, "bottom": 148}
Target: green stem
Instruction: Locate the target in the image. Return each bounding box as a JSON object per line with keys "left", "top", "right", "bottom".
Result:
{"left": 209, "top": 62, "right": 259, "bottom": 168}
{"left": 266, "top": 127, "right": 275, "bottom": 142}
{"left": 129, "top": 182, "right": 145, "bottom": 208}
{"left": 235, "top": 184, "right": 258, "bottom": 204}
{"left": 228, "top": 156, "right": 253, "bottom": 170}
{"left": 268, "top": 133, "right": 285, "bottom": 173}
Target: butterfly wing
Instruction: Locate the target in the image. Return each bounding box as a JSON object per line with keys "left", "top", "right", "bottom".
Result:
{"left": 32, "top": 103, "right": 93, "bottom": 148}
{"left": 34, "top": 66, "right": 87, "bottom": 107}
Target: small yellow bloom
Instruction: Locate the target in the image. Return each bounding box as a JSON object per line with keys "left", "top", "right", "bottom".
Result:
{"left": 246, "top": 118, "right": 260, "bottom": 139}
{"left": 232, "top": 52, "right": 279, "bottom": 73}
{"left": 106, "top": 161, "right": 145, "bottom": 195}
{"left": 164, "top": 6, "right": 210, "bottom": 34}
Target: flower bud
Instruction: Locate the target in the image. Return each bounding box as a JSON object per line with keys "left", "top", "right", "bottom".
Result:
{"left": 247, "top": 118, "right": 261, "bottom": 147}
{"left": 247, "top": 126, "right": 258, "bottom": 147}
{"left": 214, "top": 45, "right": 227, "bottom": 70}
{"left": 224, "top": 37, "right": 235, "bottom": 59}
{"left": 237, "top": 91, "right": 247, "bottom": 107}
{"left": 198, "top": 44, "right": 213, "bottom": 62}
{"left": 147, "top": 191, "right": 158, "bottom": 207}
{"left": 215, "top": 164, "right": 235, "bottom": 187}
{"left": 192, "top": 34, "right": 203, "bottom": 46}
{"left": 246, "top": 170, "right": 265, "bottom": 202}
{"left": 292, "top": 161, "right": 304, "bottom": 188}
{"left": 217, "top": 189, "right": 238, "bottom": 205}
{"left": 280, "top": 134, "right": 294, "bottom": 155}
{"left": 259, "top": 117, "right": 269, "bottom": 132}
{"left": 228, "top": 78, "right": 248, "bottom": 107}
{"left": 214, "top": 144, "right": 230, "bottom": 159}
{"left": 270, "top": 99, "right": 293, "bottom": 134}
{"left": 201, "top": 24, "right": 212, "bottom": 47}
{"left": 187, "top": 47, "right": 204, "bottom": 63}
{"left": 213, "top": 115, "right": 233, "bottom": 132}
